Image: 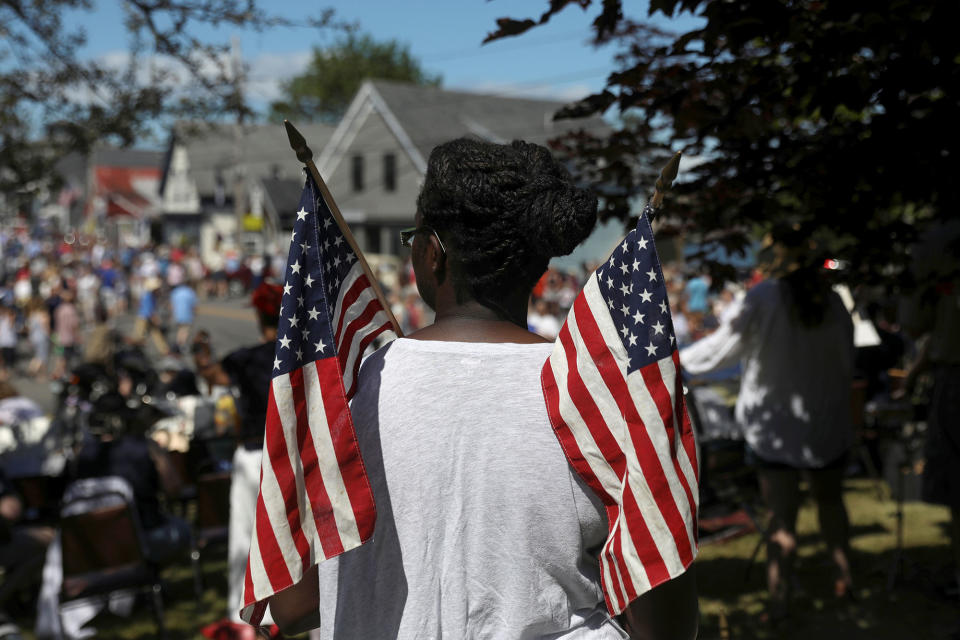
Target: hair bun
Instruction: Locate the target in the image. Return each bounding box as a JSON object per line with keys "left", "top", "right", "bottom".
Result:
{"left": 519, "top": 166, "right": 597, "bottom": 258}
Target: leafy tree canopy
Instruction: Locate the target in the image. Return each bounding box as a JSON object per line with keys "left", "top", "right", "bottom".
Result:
{"left": 486, "top": 0, "right": 958, "bottom": 288}
{"left": 0, "top": 0, "right": 341, "bottom": 208}
{"left": 268, "top": 31, "right": 442, "bottom": 124}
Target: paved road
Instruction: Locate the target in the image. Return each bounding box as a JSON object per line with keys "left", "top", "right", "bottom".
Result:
{"left": 12, "top": 297, "right": 261, "bottom": 416}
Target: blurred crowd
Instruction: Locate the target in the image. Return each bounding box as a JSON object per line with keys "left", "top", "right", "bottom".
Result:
{"left": 0, "top": 227, "right": 291, "bottom": 383}
{"left": 525, "top": 259, "right": 752, "bottom": 347}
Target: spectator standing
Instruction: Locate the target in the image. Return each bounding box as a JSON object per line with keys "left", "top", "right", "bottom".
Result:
{"left": 684, "top": 268, "right": 711, "bottom": 314}
{"left": 681, "top": 244, "right": 855, "bottom": 622}
{"left": 215, "top": 283, "right": 280, "bottom": 625}
{"left": 206, "top": 250, "right": 228, "bottom": 298}
{"left": 400, "top": 289, "right": 425, "bottom": 334}
{"left": 899, "top": 219, "right": 960, "bottom": 604}
{"left": 12, "top": 272, "right": 31, "bottom": 309}
{"left": 26, "top": 297, "right": 50, "bottom": 380}
{"left": 0, "top": 307, "right": 16, "bottom": 378}
{"left": 169, "top": 281, "right": 198, "bottom": 353}
{"left": 269, "top": 138, "right": 698, "bottom": 639}
{"left": 52, "top": 289, "right": 80, "bottom": 378}
{"left": 75, "top": 264, "right": 99, "bottom": 324}
{"left": 166, "top": 256, "right": 185, "bottom": 288}
{"left": 184, "top": 249, "right": 206, "bottom": 298}
{"left": 132, "top": 277, "right": 168, "bottom": 356}
{"left": 97, "top": 259, "right": 119, "bottom": 317}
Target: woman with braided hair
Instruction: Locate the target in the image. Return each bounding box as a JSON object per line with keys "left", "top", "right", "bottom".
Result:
{"left": 270, "top": 138, "right": 698, "bottom": 639}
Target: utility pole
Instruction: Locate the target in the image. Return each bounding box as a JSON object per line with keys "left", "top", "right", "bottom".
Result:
{"left": 231, "top": 36, "right": 246, "bottom": 252}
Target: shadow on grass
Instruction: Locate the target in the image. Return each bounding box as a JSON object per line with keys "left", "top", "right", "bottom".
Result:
{"left": 795, "top": 522, "right": 890, "bottom": 548}
{"left": 696, "top": 540, "right": 959, "bottom": 640}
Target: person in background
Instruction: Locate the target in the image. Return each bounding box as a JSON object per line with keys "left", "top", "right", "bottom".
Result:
{"left": 52, "top": 289, "right": 80, "bottom": 379}
{"left": 75, "top": 263, "right": 99, "bottom": 324}
{"left": 196, "top": 282, "right": 281, "bottom": 627}
{"left": 0, "top": 467, "right": 54, "bottom": 640}
{"left": 681, "top": 237, "right": 855, "bottom": 623}
{"left": 527, "top": 297, "right": 561, "bottom": 340}
{"left": 184, "top": 249, "right": 206, "bottom": 299}
{"left": 207, "top": 248, "right": 228, "bottom": 299}
{"left": 0, "top": 306, "right": 16, "bottom": 379}
{"left": 190, "top": 334, "right": 240, "bottom": 441}
{"left": 166, "top": 254, "right": 185, "bottom": 289}
{"left": 899, "top": 219, "right": 960, "bottom": 605}
{"left": 684, "top": 267, "right": 711, "bottom": 316}
{"left": 400, "top": 288, "right": 425, "bottom": 334}
{"left": 12, "top": 272, "right": 31, "bottom": 311}
{"left": 25, "top": 297, "right": 50, "bottom": 381}
{"left": 132, "top": 277, "right": 168, "bottom": 356}
{"left": 72, "top": 393, "right": 192, "bottom": 565}
{"left": 169, "top": 280, "right": 198, "bottom": 354}
{"left": 97, "top": 258, "right": 119, "bottom": 318}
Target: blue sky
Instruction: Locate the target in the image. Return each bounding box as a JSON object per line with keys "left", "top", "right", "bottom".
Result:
{"left": 68, "top": 1, "right": 702, "bottom": 265}
{"left": 75, "top": 1, "right": 701, "bottom": 110}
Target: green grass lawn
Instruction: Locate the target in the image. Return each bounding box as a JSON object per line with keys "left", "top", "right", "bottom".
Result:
{"left": 11, "top": 478, "right": 958, "bottom": 639}
{"left": 696, "top": 478, "right": 958, "bottom": 639}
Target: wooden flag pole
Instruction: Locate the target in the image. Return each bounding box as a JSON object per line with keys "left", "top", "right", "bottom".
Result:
{"left": 284, "top": 120, "right": 404, "bottom": 338}
{"left": 645, "top": 151, "right": 682, "bottom": 223}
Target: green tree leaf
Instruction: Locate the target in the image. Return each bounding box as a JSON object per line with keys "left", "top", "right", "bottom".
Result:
{"left": 267, "top": 32, "right": 441, "bottom": 124}
{"left": 490, "top": 0, "right": 957, "bottom": 289}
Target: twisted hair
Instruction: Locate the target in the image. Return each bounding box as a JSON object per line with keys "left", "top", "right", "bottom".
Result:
{"left": 417, "top": 138, "right": 597, "bottom": 311}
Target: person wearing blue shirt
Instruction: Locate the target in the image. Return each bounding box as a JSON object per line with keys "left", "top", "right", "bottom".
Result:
{"left": 169, "top": 281, "right": 197, "bottom": 353}
{"left": 131, "top": 277, "right": 168, "bottom": 355}
{"left": 685, "top": 272, "right": 711, "bottom": 314}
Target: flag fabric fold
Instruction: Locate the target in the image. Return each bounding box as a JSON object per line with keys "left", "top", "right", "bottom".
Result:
{"left": 541, "top": 210, "right": 700, "bottom": 615}
{"left": 240, "top": 171, "right": 394, "bottom": 625}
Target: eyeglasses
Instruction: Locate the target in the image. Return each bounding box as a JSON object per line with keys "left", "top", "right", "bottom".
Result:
{"left": 399, "top": 225, "right": 446, "bottom": 254}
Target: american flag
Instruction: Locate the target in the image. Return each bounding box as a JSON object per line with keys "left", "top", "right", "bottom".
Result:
{"left": 240, "top": 171, "right": 395, "bottom": 624}
{"left": 541, "top": 210, "right": 699, "bottom": 615}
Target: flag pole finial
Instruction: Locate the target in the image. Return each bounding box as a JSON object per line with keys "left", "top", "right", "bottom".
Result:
{"left": 285, "top": 120, "right": 313, "bottom": 164}
{"left": 650, "top": 151, "right": 682, "bottom": 211}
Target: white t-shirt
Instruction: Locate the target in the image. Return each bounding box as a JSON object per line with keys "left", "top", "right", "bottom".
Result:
{"left": 313, "top": 339, "right": 626, "bottom": 640}
{"left": 681, "top": 279, "right": 855, "bottom": 467}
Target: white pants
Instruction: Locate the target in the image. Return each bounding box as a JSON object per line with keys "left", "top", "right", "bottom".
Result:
{"left": 228, "top": 446, "right": 273, "bottom": 624}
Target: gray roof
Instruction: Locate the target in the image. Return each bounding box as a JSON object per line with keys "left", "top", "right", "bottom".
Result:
{"left": 166, "top": 121, "right": 333, "bottom": 197}
{"left": 92, "top": 147, "right": 165, "bottom": 169}
{"left": 369, "top": 80, "right": 610, "bottom": 163}
{"left": 260, "top": 176, "right": 305, "bottom": 229}
{"left": 54, "top": 148, "right": 163, "bottom": 188}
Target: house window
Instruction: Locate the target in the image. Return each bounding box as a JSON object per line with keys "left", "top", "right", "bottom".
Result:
{"left": 352, "top": 155, "right": 364, "bottom": 192}
{"left": 366, "top": 224, "right": 381, "bottom": 253}
{"left": 383, "top": 153, "right": 397, "bottom": 192}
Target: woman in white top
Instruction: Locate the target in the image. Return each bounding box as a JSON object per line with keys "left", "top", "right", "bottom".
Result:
{"left": 681, "top": 242, "right": 855, "bottom": 621}
{"left": 270, "top": 138, "right": 698, "bottom": 639}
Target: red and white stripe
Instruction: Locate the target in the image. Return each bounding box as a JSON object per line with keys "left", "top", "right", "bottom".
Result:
{"left": 332, "top": 261, "right": 396, "bottom": 398}
{"left": 541, "top": 274, "right": 699, "bottom": 615}
{"left": 240, "top": 172, "right": 396, "bottom": 626}
{"left": 240, "top": 343, "right": 379, "bottom": 625}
